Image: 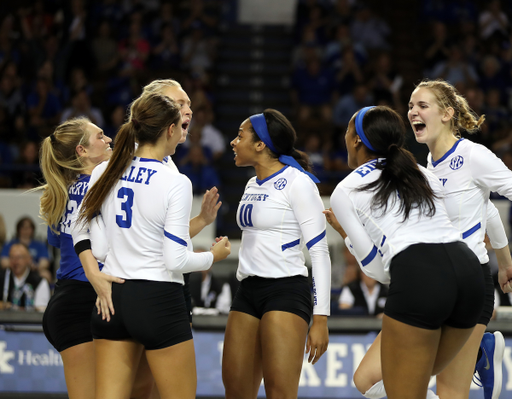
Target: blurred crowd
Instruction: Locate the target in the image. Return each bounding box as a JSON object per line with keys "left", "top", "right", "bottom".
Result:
{"left": 290, "top": 0, "right": 512, "bottom": 189}
{"left": 0, "top": 0, "right": 224, "bottom": 189}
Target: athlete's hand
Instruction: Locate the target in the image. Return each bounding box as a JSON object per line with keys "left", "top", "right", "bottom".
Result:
{"left": 89, "top": 271, "right": 125, "bottom": 322}
{"left": 199, "top": 187, "right": 222, "bottom": 226}
{"left": 306, "top": 315, "right": 329, "bottom": 364}
{"left": 190, "top": 187, "right": 222, "bottom": 238}
{"left": 211, "top": 236, "right": 231, "bottom": 263}
{"left": 498, "top": 266, "right": 512, "bottom": 294}
{"left": 323, "top": 208, "right": 346, "bottom": 238}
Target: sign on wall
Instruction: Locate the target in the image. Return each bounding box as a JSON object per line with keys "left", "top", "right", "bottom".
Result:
{"left": 0, "top": 330, "right": 511, "bottom": 397}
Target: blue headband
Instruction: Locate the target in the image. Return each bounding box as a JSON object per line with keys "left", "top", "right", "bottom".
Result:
{"left": 355, "top": 106, "right": 377, "bottom": 152}
{"left": 249, "top": 113, "right": 320, "bottom": 183}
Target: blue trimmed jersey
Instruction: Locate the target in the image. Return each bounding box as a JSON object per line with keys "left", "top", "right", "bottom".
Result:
{"left": 47, "top": 174, "right": 100, "bottom": 282}
{"left": 236, "top": 166, "right": 331, "bottom": 315}
{"left": 81, "top": 157, "right": 213, "bottom": 283}
{"left": 427, "top": 139, "right": 512, "bottom": 264}
{"left": 331, "top": 160, "right": 461, "bottom": 284}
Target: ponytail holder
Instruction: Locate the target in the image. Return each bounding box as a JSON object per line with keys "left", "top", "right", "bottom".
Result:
{"left": 50, "top": 133, "right": 56, "bottom": 144}
{"left": 132, "top": 118, "right": 140, "bottom": 129}
{"left": 355, "top": 106, "right": 377, "bottom": 152}
{"left": 249, "top": 113, "right": 320, "bottom": 183}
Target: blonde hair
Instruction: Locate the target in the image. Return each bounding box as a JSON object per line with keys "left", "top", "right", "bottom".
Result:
{"left": 79, "top": 94, "right": 181, "bottom": 224}
{"left": 416, "top": 79, "right": 485, "bottom": 136}
{"left": 141, "top": 79, "right": 181, "bottom": 97}
{"left": 38, "top": 117, "right": 91, "bottom": 232}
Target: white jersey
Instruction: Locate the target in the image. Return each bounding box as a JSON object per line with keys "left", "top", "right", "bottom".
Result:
{"left": 427, "top": 139, "right": 512, "bottom": 264}
{"left": 331, "top": 159, "right": 461, "bottom": 284}
{"left": 75, "top": 157, "right": 213, "bottom": 283}
{"left": 236, "top": 166, "right": 331, "bottom": 315}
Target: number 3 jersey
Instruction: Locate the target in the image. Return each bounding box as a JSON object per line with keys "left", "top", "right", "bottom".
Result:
{"left": 427, "top": 139, "right": 512, "bottom": 264}
{"left": 79, "top": 157, "right": 213, "bottom": 284}
{"left": 236, "top": 166, "right": 331, "bottom": 315}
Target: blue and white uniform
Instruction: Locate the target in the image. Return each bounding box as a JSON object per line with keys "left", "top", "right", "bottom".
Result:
{"left": 236, "top": 166, "right": 331, "bottom": 316}
{"left": 43, "top": 174, "right": 101, "bottom": 352}
{"left": 331, "top": 160, "right": 461, "bottom": 284}
{"left": 427, "top": 138, "right": 512, "bottom": 262}
{"left": 47, "top": 174, "right": 100, "bottom": 281}
{"left": 331, "top": 159, "right": 485, "bottom": 330}
{"left": 76, "top": 157, "right": 213, "bottom": 282}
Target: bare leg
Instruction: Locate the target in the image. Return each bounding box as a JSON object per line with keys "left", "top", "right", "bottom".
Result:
{"left": 436, "top": 324, "right": 486, "bottom": 399}
{"left": 260, "top": 311, "right": 309, "bottom": 399}
{"left": 94, "top": 339, "right": 143, "bottom": 399}
{"left": 145, "top": 339, "right": 196, "bottom": 399}
{"left": 60, "top": 342, "right": 95, "bottom": 399}
{"left": 381, "top": 316, "right": 474, "bottom": 399}
{"left": 353, "top": 332, "right": 383, "bottom": 394}
{"left": 222, "top": 311, "right": 262, "bottom": 399}
{"left": 131, "top": 351, "right": 157, "bottom": 399}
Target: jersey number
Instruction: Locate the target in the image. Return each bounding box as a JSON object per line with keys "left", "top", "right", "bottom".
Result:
{"left": 61, "top": 200, "right": 78, "bottom": 234}
{"left": 116, "top": 187, "right": 134, "bottom": 228}
{"left": 239, "top": 204, "right": 254, "bottom": 227}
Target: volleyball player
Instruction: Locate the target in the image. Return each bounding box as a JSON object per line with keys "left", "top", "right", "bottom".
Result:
{"left": 348, "top": 81, "right": 512, "bottom": 399}
{"left": 39, "top": 117, "right": 122, "bottom": 399}
{"left": 409, "top": 80, "right": 512, "bottom": 399}
{"left": 329, "top": 105, "right": 485, "bottom": 399}
{"left": 222, "top": 109, "right": 331, "bottom": 399}
{"left": 74, "top": 93, "right": 230, "bottom": 399}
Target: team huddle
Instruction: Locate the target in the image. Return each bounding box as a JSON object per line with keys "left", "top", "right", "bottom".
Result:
{"left": 38, "top": 78, "right": 512, "bottom": 399}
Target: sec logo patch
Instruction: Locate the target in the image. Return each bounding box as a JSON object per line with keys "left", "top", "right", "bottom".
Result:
{"left": 449, "top": 155, "right": 464, "bottom": 170}
{"left": 274, "top": 178, "right": 287, "bottom": 190}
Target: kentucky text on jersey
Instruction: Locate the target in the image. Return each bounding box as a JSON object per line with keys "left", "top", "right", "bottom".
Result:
{"left": 241, "top": 193, "right": 270, "bottom": 202}
{"left": 68, "top": 181, "right": 88, "bottom": 196}
{"left": 354, "top": 160, "right": 377, "bottom": 178}
{"left": 120, "top": 166, "right": 158, "bottom": 184}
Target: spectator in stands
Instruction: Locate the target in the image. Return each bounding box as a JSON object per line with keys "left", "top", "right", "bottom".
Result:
{"left": 189, "top": 249, "right": 232, "bottom": 315}
{"left": 479, "top": 55, "right": 506, "bottom": 95}
{"left": 92, "top": 20, "right": 119, "bottom": 79}
{"left": 61, "top": 89, "right": 104, "bottom": 129}
{"left": 1, "top": 216, "right": 51, "bottom": 282}
{"left": 118, "top": 18, "right": 151, "bottom": 77}
{"left": 182, "top": 26, "right": 216, "bottom": 76}
{"left": 368, "top": 51, "right": 404, "bottom": 111}
{"left": 179, "top": 142, "right": 221, "bottom": 196}
{"left": 12, "top": 140, "right": 42, "bottom": 189}
{"left": 350, "top": 4, "right": 390, "bottom": 51}
{"left": 186, "top": 106, "right": 225, "bottom": 161}
{"left": 423, "top": 21, "right": 451, "bottom": 76}
{"left": 337, "top": 268, "right": 388, "bottom": 317}
{"left": 333, "top": 45, "right": 365, "bottom": 97}
{"left": 479, "top": 0, "right": 509, "bottom": 42}
{"left": 0, "top": 66, "right": 25, "bottom": 122}
{"left": 0, "top": 243, "right": 50, "bottom": 311}
{"left": 324, "top": 24, "right": 367, "bottom": 71}
{"left": 26, "top": 77, "right": 62, "bottom": 138}
{"left": 291, "top": 51, "right": 337, "bottom": 123}
{"left": 104, "top": 104, "right": 125, "bottom": 142}
{"left": 430, "top": 42, "right": 479, "bottom": 87}
{"left": 181, "top": 0, "right": 219, "bottom": 37}
{"left": 333, "top": 83, "right": 372, "bottom": 130}
{"left": 151, "top": 2, "right": 180, "bottom": 42}
{"left": 151, "top": 23, "right": 181, "bottom": 73}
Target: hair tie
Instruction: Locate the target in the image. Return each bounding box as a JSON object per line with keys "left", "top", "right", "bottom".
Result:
{"left": 387, "top": 143, "right": 399, "bottom": 154}
{"left": 355, "top": 106, "right": 376, "bottom": 152}
{"left": 50, "top": 133, "right": 56, "bottom": 144}
{"left": 132, "top": 118, "right": 140, "bottom": 129}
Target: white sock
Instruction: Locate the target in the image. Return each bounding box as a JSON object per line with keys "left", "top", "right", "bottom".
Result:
{"left": 426, "top": 389, "right": 439, "bottom": 399}
{"left": 363, "top": 380, "right": 386, "bottom": 399}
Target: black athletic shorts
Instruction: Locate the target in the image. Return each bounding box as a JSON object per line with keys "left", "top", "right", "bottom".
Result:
{"left": 478, "top": 262, "right": 495, "bottom": 326}
{"left": 43, "top": 279, "right": 96, "bottom": 352}
{"left": 91, "top": 280, "right": 192, "bottom": 350}
{"left": 230, "top": 275, "right": 313, "bottom": 325}
{"left": 384, "top": 242, "right": 485, "bottom": 330}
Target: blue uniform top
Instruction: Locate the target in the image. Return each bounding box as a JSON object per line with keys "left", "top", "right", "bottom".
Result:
{"left": 47, "top": 174, "right": 102, "bottom": 282}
